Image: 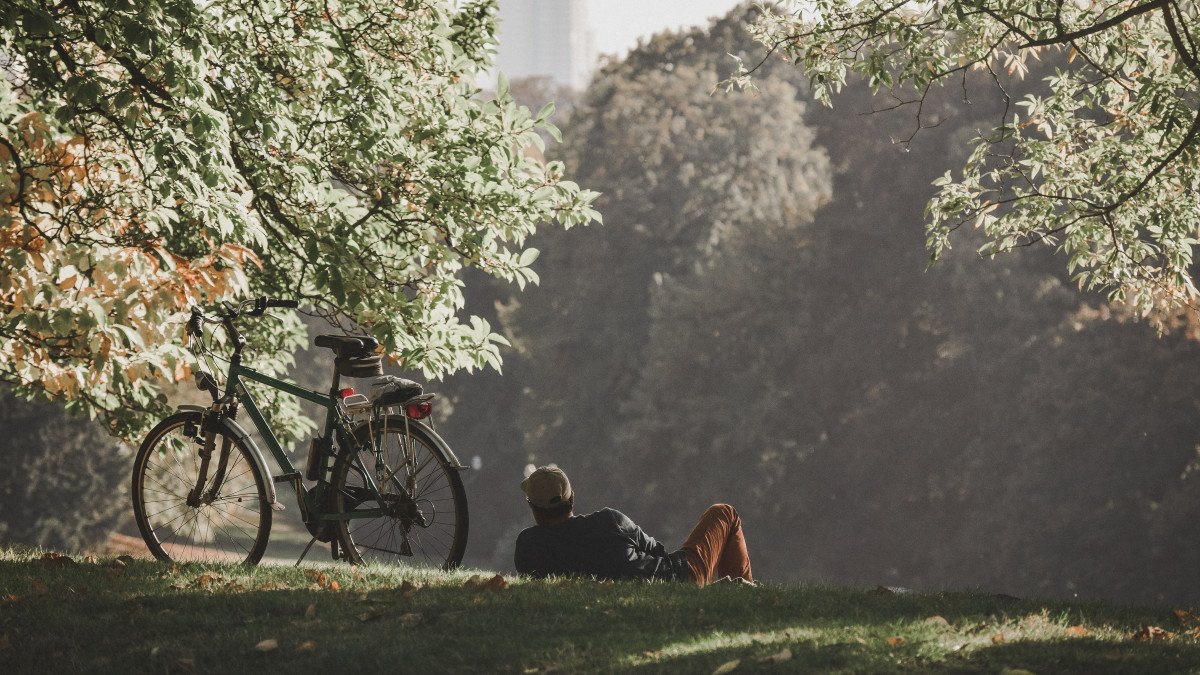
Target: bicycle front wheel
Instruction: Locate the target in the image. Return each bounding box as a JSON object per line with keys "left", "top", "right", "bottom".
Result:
{"left": 132, "top": 412, "right": 271, "bottom": 564}
{"left": 333, "top": 415, "right": 468, "bottom": 570}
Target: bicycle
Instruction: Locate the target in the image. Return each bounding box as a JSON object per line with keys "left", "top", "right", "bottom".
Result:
{"left": 131, "top": 297, "right": 469, "bottom": 569}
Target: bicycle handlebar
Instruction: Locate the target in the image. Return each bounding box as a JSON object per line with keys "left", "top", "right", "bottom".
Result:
{"left": 186, "top": 297, "right": 298, "bottom": 338}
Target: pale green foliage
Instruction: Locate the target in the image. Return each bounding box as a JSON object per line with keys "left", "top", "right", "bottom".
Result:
{"left": 0, "top": 0, "right": 598, "bottom": 439}
{"left": 750, "top": 0, "right": 1200, "bottom": 318}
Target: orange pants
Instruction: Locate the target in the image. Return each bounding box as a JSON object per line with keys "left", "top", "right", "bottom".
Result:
{"left": 682, "top": 504, "right": 753, "bottom": 586}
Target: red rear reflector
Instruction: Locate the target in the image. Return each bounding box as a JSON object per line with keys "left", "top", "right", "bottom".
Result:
{"left": 406, "top": 401, "right": 432, "bottom": 419}
{"left": 339, "top": 387, "right": 355, "bottom": 398}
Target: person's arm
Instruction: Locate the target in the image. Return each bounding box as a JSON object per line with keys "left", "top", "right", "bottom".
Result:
{"left": 612, "top": 509, "right": 667, "bottom": 556}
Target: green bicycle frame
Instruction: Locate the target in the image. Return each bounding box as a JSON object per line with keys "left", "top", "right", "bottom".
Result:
{"left": 224, "top": 364, "right": 388, "bottom": 521}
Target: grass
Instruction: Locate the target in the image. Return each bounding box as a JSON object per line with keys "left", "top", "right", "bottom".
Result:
{"left": 1, "top": 547, "right": 1198, "bottom": 673}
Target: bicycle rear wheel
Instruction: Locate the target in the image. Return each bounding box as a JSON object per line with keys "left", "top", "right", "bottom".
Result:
{"left": 132, "top": 412, "right": 271, "bottom": 564}
{"left": 332, "top": 415, "right": 467, "bottom": 569}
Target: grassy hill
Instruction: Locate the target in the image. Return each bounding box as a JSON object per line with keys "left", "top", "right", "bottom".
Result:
{"left": 1, "top": 547, "right": 1197, "bottom": 673}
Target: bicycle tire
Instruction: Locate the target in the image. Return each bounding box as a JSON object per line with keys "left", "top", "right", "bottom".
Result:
{"left": 132, "top": 412, "right": 272, "bottom": 564}
{"left": 332, "top": 415, "right": 468, "bottom": 570}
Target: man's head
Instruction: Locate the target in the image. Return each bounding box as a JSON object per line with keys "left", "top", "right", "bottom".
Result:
{"left": 521, "top": 466, "right": 574, "bottom": 525}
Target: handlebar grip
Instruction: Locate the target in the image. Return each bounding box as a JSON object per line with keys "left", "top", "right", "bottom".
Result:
{"left": 186, "top": 307, "right": 204, "bottom": 337}
{"left": 266, "top": 298, "right": 299, "bottom": 309}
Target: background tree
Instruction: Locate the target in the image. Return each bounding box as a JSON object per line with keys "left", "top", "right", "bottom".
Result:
{"left": 746, "top": 0, "right": 1200, "bottom": 321}
{"left": 0, "top": 386, "right": 129, "bottom": 551}
{"left": 0, "top": 0, "right": 598, "bottom": 440}
{"left": 434, "top": 6, "right": 1200, "bottom": 606}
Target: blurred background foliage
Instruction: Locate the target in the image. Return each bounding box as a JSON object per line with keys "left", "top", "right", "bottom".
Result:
{"left": 434, "top": 7, "right": 1200, "bottom": 606}
{"left": 5, "top": 5, "right": 1199, "bottom": 607}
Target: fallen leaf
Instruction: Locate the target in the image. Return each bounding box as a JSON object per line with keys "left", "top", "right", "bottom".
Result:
{"left": 1, "top": 594, "right": 21, "bottom": 606}
{"left": 328, "top": 580, "right": 340, "bottom": 592}
{"left": 40, "top": 552, "right": 76, "bottom": 567}
{"left": 400, "top": 581, "right": 421, "bottom": 598}
{"left": 482, "top": 574, "right": 509, "bottom": 591}
{"left": 712, "top": 659, "right": 740, "bottom": 674}
{"left": 463, "top": 574, "right": 484, "bottom": 589}
{"left": 176, "top": 657, "right": 195, "bottom": 671}
{"left": 351, "top": 566, "right": 365, "bottom": 582}
{"left": 317, "top": 573, "right": 329, "bottom": 588}
{"left": 886, "top": 636, "right": 905, "bottom": 647}
{"left": 26, "top": 577, "right": 48, "bottom": 596}
{"left": 1173, "top": 609, "right": 1198, "bottom": 626}
{"left": 924, "top": 615, "right": 950, "bottom": 627}
{"left": 1065, "top": 625, "right": 1088, "bottom": 637}
{"left": 194, "top": 572, "right": 223, "bottom": 588}
{"left": 853, "top": 637, "right": 867, "bottom": 645}
{"left": 83, "top": 555, "right": 98, "bottom": 565}
{"left": 758, "top": 648, "right": 792, "bottom": 663}
{"left": 399, "top": 612, "right": 422, "bottom": 625}
{"left": 304, "top": 603, "right": 317, "bottom": 620}
{"left": 358, "top": 609, "right": 385, "bottom": 623}
{"left": 116, "top": 555, "right": 136, "bottom": 566}
{"left": 1133, "top": 625, "right": 1175, "bottom": 641}
{"left": 295, "top": 640, "right": 316, "bottom": 653}
{"left": 991, "top": 633, "right": 1006, "bottom": 644}
{"left": 254, "top": 639, "right": 278, "bottom": 652}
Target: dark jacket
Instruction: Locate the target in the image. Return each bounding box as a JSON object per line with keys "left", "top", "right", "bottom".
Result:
{"left": 514, "top": 508, "right": 692, "bottom": 581}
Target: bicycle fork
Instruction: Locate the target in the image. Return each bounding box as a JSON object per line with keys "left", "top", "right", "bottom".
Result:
{"left": 186, "top": 431, "right": 234, "bottom": 507}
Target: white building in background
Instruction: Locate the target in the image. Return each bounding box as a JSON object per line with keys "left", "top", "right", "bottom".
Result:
{"left": 494, "top": 0, "right": 596, "bottom": 90}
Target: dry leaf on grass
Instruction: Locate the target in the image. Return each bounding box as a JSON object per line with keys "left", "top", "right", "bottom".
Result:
{"left": 886, "top": 636, "right": 905, "bottom": 647}
{"left": 1133, "top": 626, "right": 1175, "bottom": 641}
{"left": 399, "top": 612, "right": 422, "bottom": 625}
{"left": 194, "top": 572, "right": 223, "bottom": 588}
{"left": 758, "top": 648, "right": 792, "bottom": 663}
{"left": 304, "top": 603, "right": 317, "bottom": 620}
{"left": 991, "top": 633, "right": 1006, "bottom": 644}
{"left": 39, "top": 552, "right": 76, "bottom": 567}
{"left": 924, "top": 615, "right": 950, "bottom": 627}
{"left": 358, "top": 609, "right": 385, "bottom": 623}
{"left": 116, "top": 555, "right": 136, "bottom": 566}
{"left": 295, "top": 640, "right": 316, "bottom": 653}
{"left": 253, "top": 639, "right": 278, "bottom": 652}
{"left": 1065, "top": 625, "right": 1088, "bottom": 637}
{"left": 712, "top": 659, "right": 739, "bottom": 674}
{"left": 26, "top": 577, "right": 48, "bottom": 596}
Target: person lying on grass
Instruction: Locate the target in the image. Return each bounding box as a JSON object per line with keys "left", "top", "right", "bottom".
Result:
{"left": 514, "top": 465, "right": 754, "bottom": 586}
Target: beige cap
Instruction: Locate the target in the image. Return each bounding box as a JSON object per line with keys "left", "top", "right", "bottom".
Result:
{"left": 521, "top": 466, "right": 573, "bottom": 509}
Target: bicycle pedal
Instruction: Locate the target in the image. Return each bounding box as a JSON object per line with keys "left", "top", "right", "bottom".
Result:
{"left": 271, "top": 501, "right": 286, "bottom": 511}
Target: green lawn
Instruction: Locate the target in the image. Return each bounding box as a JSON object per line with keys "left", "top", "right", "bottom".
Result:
{"left": 1, "top": 547, "right": 1197, "bottom": 673}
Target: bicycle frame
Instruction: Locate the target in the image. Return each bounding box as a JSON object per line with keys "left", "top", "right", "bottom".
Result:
{"left": 223, "top": 364, "right": 391, "bottom": 522}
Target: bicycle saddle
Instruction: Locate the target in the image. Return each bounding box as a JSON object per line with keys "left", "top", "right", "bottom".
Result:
{"left": 314, "top": 334, "right": 378, "bottom": 359}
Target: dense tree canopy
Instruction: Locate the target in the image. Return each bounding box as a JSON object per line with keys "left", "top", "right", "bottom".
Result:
{"left": 748, "top": 0, "right": 1200, "bottom": 320}
{"left": 0, "top": 0, "right": 597, "bottom": 438}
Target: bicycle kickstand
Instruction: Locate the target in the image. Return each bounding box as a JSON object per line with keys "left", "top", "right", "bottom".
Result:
{"left": 295, "top": 536, "right": 319, "bottom": 567}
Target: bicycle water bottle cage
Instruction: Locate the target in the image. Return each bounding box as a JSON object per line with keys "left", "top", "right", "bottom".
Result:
{"left": 314, "top": 334, "right": 384, "bottom": 378}
{"left": 368, "top": 375, "right": 423, "bottom": 407}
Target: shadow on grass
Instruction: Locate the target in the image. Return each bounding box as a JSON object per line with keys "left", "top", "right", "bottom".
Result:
{"left": 1, "top": 557, "right": 1197, "bottom": 673}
